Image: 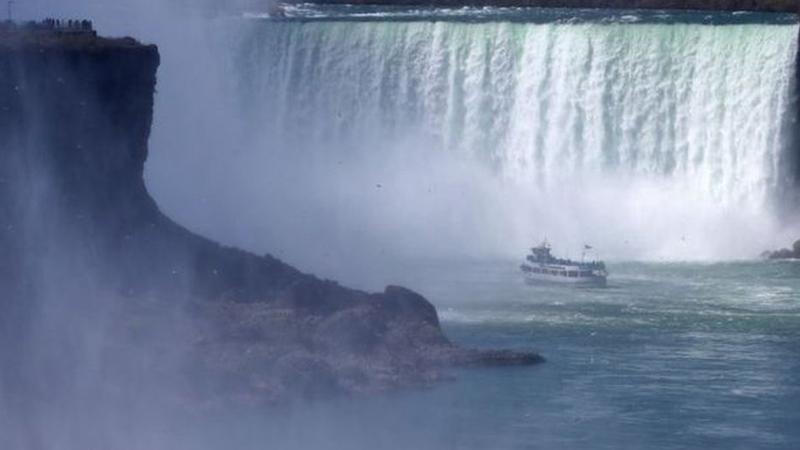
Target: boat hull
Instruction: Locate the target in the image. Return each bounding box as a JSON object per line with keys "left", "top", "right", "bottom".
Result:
{"left": 523, "top": 271, "right": 607, "bottom": 287}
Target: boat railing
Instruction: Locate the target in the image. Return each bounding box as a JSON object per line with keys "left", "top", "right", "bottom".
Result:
{"left": 527, "top": 253, "right": 605, "bottom": 270}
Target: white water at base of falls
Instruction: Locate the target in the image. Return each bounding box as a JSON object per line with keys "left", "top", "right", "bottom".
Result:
{"left": 148, "top": 18, "right": 800, "bottom": 286}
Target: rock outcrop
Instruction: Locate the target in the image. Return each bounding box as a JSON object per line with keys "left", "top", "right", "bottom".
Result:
{"left": 763, "top": 239, "right": 800, "bottom": 259}
{"left": 0, "top": 30, "right": 541, "bottom": 404}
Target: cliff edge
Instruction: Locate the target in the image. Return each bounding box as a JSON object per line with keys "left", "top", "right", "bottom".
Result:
{"left": 0, "top": 27, "right": 540, "bottom": 404}
{"left": 291, "top": 0, "right": 799, "bottom": 13}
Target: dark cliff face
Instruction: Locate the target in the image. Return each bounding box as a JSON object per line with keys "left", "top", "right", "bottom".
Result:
{"left": 0, "top": 33, "right": 540, "bottom": 405}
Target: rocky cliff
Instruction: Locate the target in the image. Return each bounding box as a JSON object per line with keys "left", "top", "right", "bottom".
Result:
{"left": 0, "top": 30, "right": 540, "bottom": 405}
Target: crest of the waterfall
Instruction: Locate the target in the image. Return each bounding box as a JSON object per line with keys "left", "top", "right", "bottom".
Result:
{"left": 152, "top": 16, "right": 800, "bottom": 286}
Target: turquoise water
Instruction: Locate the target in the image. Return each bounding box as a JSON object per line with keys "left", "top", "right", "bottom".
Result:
{"left": 186, "top": 261, "right": 800, "bottom": 449}
{"left": 428, "top": 261, "right": 800, "bottom": 449}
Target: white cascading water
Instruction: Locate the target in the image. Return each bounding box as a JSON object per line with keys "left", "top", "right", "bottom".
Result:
{"left": 160, "top": 19, "right": 800, "bottom": 283}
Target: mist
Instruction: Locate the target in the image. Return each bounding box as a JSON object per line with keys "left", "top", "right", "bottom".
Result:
{"left": 3, "top": 1, "right": 800, "bottom": 448}
{"left": 16, "top": 2, "right": 800, "bottom": 294}
{"left": 138, "top": 10, "right": 800, "bottom": 289}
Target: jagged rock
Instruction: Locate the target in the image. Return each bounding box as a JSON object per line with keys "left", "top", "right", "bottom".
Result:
{"left": 763, "top": 239, "right": 800, "bottom": 259}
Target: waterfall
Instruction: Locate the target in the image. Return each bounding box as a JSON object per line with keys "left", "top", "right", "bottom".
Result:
{"left": 167, "top": 17, "right": 800, "bottom": 277}
{"left": 238, "top": 20, "right": 797, "bottom": 203}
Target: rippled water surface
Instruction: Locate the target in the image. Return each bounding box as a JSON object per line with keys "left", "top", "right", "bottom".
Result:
{"left": 249, "top": 4, "right": 799, "bottom": 24}
{"left": 174, "top": 6, "right": 800, "bottom": 448}
{"left": 189, "top": 261, "right": 800, "bottom": 449}
{"left": 417, "top": 260, "right": 800, "bottom": 449}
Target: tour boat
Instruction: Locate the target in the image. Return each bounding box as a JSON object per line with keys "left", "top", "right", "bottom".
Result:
{"left": 520, "top": 242, "right": 607, "bottom": 287}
